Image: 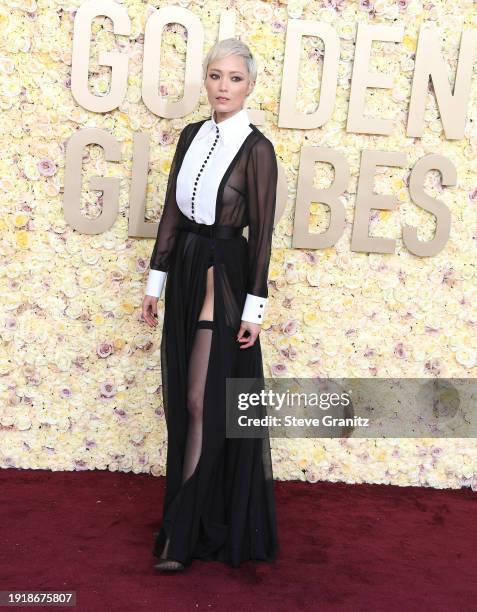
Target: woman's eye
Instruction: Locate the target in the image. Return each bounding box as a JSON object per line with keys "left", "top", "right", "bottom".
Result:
{"left": 209, "top": 74, "right": 242, "bottom": 81}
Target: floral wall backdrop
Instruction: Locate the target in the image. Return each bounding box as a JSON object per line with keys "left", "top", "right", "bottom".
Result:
{"left": 1, "top": 0, "right": 476, "bottom": 489}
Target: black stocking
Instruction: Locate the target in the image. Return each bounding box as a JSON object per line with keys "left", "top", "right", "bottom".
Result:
{"left": 182, "top": 318, "right": 214, "bottom": 483}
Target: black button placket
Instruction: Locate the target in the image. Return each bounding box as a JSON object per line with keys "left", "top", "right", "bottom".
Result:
{"left": 191, "top": 125, "right": 220, "bottom": 222}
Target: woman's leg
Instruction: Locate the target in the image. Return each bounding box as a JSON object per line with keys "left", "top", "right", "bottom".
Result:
{"left": 156, "top": 264, "right": 215, "bottom": 570}
{"left": 182, "top": 264, "right": 215, "bottom": 482}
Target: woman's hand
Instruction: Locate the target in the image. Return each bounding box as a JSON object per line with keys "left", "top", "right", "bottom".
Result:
{"left": 236, "top": 320, "right": 261, "bottom": 349}
{"left": 143, "top": 295, "right": 159, "bottom": 328}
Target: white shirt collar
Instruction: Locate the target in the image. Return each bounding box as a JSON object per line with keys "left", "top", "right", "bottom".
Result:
{"left": 198, "top": 107, "right": 251, "bottom": 147}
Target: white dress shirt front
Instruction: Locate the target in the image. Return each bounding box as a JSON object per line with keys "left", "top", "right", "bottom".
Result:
{"left": 146, "top": 108, "right": 268, "bottom": 325}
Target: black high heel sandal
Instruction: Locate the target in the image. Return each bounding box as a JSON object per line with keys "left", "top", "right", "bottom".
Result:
{"left": 154, "top": 536, "right": 185, "bottom": 572}
{"left": 154, "top": 559, "right": 185, "bottom": 572}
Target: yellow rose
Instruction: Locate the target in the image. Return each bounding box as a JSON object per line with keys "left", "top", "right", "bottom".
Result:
{"left": 15, "top": 230, "right": 29, "bottom": 248}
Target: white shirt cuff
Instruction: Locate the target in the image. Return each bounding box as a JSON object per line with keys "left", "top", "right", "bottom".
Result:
{"left": 146, "top": 269, "right": 167, "bottom": 298}
{"left": 241, "top": 294, "right": 267, "bottom": 324}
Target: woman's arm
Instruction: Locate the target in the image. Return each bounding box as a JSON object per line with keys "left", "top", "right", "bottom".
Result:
{"left": 241, "top": 136, "right": 278, "bottom": 324}
{"left": 145, "top": 125, "right": 188, "bottom": 298}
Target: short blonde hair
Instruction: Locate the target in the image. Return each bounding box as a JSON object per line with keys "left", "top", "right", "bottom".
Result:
{"left": 203, "top": 38, "right": 257, "bottom": 83}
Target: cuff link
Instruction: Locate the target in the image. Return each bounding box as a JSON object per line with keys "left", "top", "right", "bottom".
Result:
{"left": 242, "top": 294, "right": 267, "bottom": 324}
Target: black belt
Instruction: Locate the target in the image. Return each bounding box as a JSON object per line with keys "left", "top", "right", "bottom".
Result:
{"left": 181, "top": 222, "right": 242, "bottom": 239}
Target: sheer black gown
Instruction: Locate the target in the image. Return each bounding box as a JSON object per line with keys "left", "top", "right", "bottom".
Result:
{"left": 149, "top": 118, "right": 279, "bottom": 568}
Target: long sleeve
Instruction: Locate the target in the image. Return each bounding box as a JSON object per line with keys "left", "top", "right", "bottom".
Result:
{"left": 146, "top": 125, "right": 188, "bottom": 298}
{"left": 241, "top": 137, "right": 278, "bottom": 324}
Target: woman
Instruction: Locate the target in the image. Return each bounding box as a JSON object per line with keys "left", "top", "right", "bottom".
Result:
{"left": 142, "top": 38, "right": 279, "bottom": 571}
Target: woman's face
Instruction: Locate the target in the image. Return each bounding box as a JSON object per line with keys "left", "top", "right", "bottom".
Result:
{"left": 204, "top": 54, "right": 255, "bottom": 120}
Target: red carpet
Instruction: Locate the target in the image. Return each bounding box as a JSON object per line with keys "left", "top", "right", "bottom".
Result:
{"left": 1, "top": 468, "right": 475, "bottom": 611}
